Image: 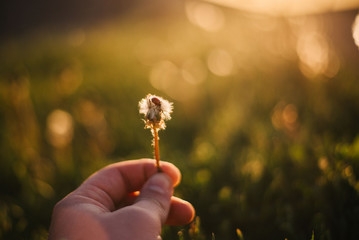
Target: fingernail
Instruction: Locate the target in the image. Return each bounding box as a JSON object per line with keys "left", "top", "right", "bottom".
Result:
{"left": 147, "top": 174, "right": 172, "bottom": 195}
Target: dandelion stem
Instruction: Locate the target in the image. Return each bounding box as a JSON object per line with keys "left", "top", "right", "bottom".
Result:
{"left": 153, "top": 125, "right": 161, "bottom": 172}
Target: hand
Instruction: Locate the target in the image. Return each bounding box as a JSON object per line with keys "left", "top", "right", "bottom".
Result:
{"left": 48, "top": 159, "right": 195, "bottom": 240}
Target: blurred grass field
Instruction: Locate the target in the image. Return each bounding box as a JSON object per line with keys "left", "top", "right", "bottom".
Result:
{"left": 1, "top": 1, "right": 359, "bottom": 239}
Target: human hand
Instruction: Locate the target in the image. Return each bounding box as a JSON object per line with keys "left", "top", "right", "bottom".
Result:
{"left": 48, "top": 159, "right": 195, "bottom": 240}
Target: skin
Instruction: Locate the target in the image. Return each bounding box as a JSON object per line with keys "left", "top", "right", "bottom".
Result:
{"left": 48, "top": 159, "right": 195, "bottom": 240}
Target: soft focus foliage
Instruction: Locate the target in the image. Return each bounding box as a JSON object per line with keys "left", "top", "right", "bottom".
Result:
{"left": 1, "top": 2, "right": 359, "bottom": 239}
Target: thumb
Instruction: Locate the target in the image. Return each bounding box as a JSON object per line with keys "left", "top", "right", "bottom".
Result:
{"left": 134, "top": 173, "right": 173, "bottom": 225}
{"left": 103, "top": 174, "right": 174, "bottom": 240}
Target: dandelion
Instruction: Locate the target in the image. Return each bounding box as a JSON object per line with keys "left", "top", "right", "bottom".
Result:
{"left": 139, "top": 94, "right": 173, "bottom": 171}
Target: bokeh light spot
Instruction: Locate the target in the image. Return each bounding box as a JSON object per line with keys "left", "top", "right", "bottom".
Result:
{"left": 343, "top": 165, "right": 354, "bottom": 178}
{"left": 318, "top": 157, "right": 329, "bottom": 171}
{"left": 283, "top": 104, "right": 298, "bottom": 124}
{"left": 46, "top": 110, "right": 74, "bottom": 148}
{"left": 194, "top": 141, "right": 215, "bottom": 163}
{"left": 196, "top": 169, "right": 211, "bottom": 185}
{"left": 186, "top": 1, "right": 225, "bottom": 32}
{"left": 75, "top": 100, "right": 105, "bottom": 127}
{"left": 271, "top": 102, "right": 299, "bottom": 133}
{"left": 296, "top": 31, "right": 329, "bottom": 78}
{"left": 218, "top": 186, "right": 232, "bottom": 201}
{"left": 207, "top": 49, "right": 234, "bottom": 76}
{"left": 352, "top": 13, "right": 359, "bottom": 49}
{"left": 35, "top": 179, "right": 55, "bottom": 199}
{"left": 242, "top": 159, "right": 264, "bottom": 181}
{"left": 57, "top": 66, "right": 83, "bottom": 95}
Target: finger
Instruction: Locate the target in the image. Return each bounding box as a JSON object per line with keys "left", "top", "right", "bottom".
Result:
{"left": 73, "top": 159, "right": 181, "bottom": 211}
{"left": 120, "top": 194, "right": 195, "bottom": 226}
{"left": 166, "top": 196, "right": 195, "bottom": 225}
{"left": 132, "top": 173, "right": 173, "bottom": 225}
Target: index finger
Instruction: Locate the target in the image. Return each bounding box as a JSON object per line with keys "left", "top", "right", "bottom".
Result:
{"left": 73, "top": 159, "right": 181, "bottom": 211}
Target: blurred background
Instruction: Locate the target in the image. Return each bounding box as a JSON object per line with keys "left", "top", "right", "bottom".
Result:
{"left": 1, "top": 0, "right": 359, "bottom": 239}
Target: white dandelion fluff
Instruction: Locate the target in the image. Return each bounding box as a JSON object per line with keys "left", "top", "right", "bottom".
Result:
{"left": 138, "top": 94, "right": 173, "bottom": 171}
{"left": 138, "top": 94, "right": 173, "bottom": 131}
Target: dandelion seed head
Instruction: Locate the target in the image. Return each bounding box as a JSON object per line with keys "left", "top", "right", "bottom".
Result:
{"left": 139, "top": 94, "right": 173, "bottom": 130}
